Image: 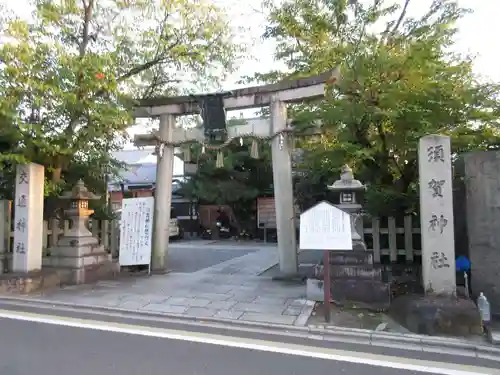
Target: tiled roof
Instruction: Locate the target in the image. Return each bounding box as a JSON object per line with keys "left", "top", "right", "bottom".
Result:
{"left": 112, "top": 148, "right": 157, "bottom": 164}
{"left": 112, "top": 163, "right": 157, "bottom": 185}
{"left": 109, "top": 148, "right": 185, "bottom": 191}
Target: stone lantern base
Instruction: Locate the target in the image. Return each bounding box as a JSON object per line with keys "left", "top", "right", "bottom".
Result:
{"left": 46, "top": 233, "right": 119, "bottom": 285}
{"left": 311, "top": 250, "right": 391, "bottom": 310}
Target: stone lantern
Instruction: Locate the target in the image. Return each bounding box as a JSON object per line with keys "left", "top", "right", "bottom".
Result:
{"left": 60, "top": 180, "right": 99, "bottom": 241}
{"left": 327, "top": 165, "right": 366, "bottom": 251}
{"left": 48, "top": 180, "right": 116, "bottom": 284}
{"left": 322, "top": 166, "right": 390, "bottom": 309}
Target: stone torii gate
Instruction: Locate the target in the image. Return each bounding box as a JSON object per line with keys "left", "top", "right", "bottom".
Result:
{"left": 133, "top": 70, "right": 338, "bottom": 276}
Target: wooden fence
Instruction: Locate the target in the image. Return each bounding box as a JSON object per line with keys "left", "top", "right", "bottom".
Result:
{"left": 361, "top": 215, "right": 421, "bottom": 264}
{"left": 0, "top": 215, "right": 422, "bottom": 265}
{"left": 0, "top": 218, "right": 120, "bottom": 257}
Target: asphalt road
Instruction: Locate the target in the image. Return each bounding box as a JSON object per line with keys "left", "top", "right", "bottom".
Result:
{"left": 0, "top": 318, "right": 429, "bottom": 375}
{"left": 0, "top": 301, "right": 497, "bottom": 375}
{"left": 166, "top": 240, "right": 320, "bottom": 275}
{"left": 167, "top": 244, "right": 257, "bottom": 273}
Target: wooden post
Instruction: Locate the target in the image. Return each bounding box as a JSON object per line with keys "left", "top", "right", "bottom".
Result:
{"left": 101, "top": 220, "right": 109, "bottom": 252}
{"left": 110, "top": 220, "right": 118, "bottom": 258}
{"left": 0, "top": 200, "right": 11, "bottom": 273}
{"left": 323, "top": 250, "right": 331, "bottom": 322}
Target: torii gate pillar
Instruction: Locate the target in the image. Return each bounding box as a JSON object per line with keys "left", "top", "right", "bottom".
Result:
{"left": 152, "top": 114, "right": 175, "bottom": 273}
{"left": 270, "top": 98, "right": 297, "bottom": 276}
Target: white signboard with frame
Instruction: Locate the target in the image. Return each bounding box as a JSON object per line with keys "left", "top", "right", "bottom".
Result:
{"left": 119, "top": 197, "right": 154, "bottom": 267}
{"left": 299, "top": 201, "right": 352, "bottom": 251}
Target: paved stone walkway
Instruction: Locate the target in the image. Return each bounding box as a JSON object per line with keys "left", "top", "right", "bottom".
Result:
{"left": 35, "top": 245, "right": 315, "bottom": 326}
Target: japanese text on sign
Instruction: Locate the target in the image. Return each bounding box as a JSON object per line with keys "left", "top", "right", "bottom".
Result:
{"left": 13, "top": 165, "right": 30, "bottom": 268}
{"left": 427, "top": 145, "right": 445, "bottom": 163}
{"left": 118, "top": 197, "right": 154, "bottom": 267}
{"left": 428, "top": 179, "right": 445, "bottom": 198}
{"left": 429, "top": 214, "right": 448, "bottom": 234}
{"left": 430, "top": 251, "right": 450, "bottom": 269}
{"left": 299, "top": 201, "right": 352, "bottom": 251}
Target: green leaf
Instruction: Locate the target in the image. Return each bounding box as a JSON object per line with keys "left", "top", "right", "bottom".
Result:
{"left": 257, "top": 0, "right": 500, "bottom": 216}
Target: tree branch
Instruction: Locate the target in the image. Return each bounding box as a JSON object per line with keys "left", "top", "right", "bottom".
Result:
{"left": 116, "top": 56, "right": 165, "bottom": 82}
{"left": 62, "top": 0, "right": 94, "bottom": 151}
{"left": 79, "top": 0, "right": 94, "bottom": 57}
{"left": 391, "top": 0, "right": 411, "bottom": 35}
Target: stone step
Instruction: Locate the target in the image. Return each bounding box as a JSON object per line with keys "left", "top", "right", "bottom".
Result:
{"left": 329, "top": 251, "right": 374, "bottom": 266}
{"left": 331, "top": 265, "right": 382, "bottom": 280}
{"left": 45, "top": 254, "right": 110, "bottom": 268}
{"left": 49, "top": 244, "right": 107, "bottom": 258}
{"left": 315, "top": 264, "right": 382, "bottom": 280}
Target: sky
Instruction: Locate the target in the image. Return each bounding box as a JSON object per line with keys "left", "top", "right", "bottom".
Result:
{"left": 3, "top": 0, "right": 500, "bottom": 147}
{"left": 225, "top": 0, "right": 500, "bottom": 85}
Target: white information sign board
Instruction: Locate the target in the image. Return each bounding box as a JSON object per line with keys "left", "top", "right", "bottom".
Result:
{"left": 119, "top": 197, "right": 154, "bottom": 266}
{"left": 299, "top": 201, "right": 352, "bottom": 251}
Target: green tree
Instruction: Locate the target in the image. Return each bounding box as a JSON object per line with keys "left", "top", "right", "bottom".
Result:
{"left": 259, "top": 0, "right": 500, "bottom": 216}
{"left": 179, "top": 118, "right": 274, "bottom": 230}
{"left": 0, "top": 0, "right": 239, "bottom": 198}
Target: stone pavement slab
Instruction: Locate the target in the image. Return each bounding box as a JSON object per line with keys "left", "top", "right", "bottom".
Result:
{"left": 213, "top": 310, "right": 244, "bottom": 320}
{"left": 185, "top": 307, "right": 218, "bottom": 318}
{"left": 175, "top": 297, "right": 213, "bottom": 307}
{"left": 142, "top": 304, "right": 188, "bottom": 314}
{"left": 34, "top": 247, "right": 316, "bottom": 328}
{"left": 206, "top": 301, "right": 237, "bottom": 310}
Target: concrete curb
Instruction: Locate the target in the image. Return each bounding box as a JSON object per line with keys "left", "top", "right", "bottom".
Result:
{"left": 307, "top": 325, "right": 500, "bottom": 361}
{"left": 1, "top": 295, "right": 499, "bottom": 362}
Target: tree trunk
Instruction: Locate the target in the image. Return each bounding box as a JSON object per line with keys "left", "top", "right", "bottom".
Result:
{"left": 52, "top": 166, "right": 62, "bottom": 183}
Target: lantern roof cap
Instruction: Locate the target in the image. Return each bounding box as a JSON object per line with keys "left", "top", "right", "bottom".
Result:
{"left": 60, "top": 180, "right": 100, "bottom": 200}
{"left": 327, "top": 165, "right": 365, "bottom": 191}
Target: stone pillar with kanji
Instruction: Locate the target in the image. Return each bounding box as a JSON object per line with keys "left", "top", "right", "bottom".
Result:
{"left": 12, "top": 163, "right": 45, "bottom": 273}
{"left": 418, "top": 135, "right": 456, "bottom": 296}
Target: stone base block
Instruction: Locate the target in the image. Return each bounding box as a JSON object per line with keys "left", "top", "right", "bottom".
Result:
{"left": 333, "top": 266, "right": 382, "bottom": 280}
{"left": 271, "top": 272, "right": 307, "bottom": 284}
{"left": 55, "top": 234, "right": 99, "bottom": 248}
{"left": 315, "top": 265, "right": 382, "bottom": 280}
{"left": 307, "top": 278, "right": 325, "bottom": 301}
{"left": 331, "top": 279, "right": 391, "bottom": 310}
{"left": 329, "top": 251, "right": 374, "bottom": 266}
{"left": 389, "top": 294, "right": 483, "bottom": 336}
{"left": 45, "top": 251, "right": 112, "bottom": 269}
{"left": 332, "top": 265, "right": 382, "bottom": 280}
{"left": 0, "top": 269, "right": 70, "bottom": 294}
{"left": 51, "top": 260, "right": 120, "bottom": 285}
{"left": 49, "top": 242, "right": 106, "bottom": 258}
